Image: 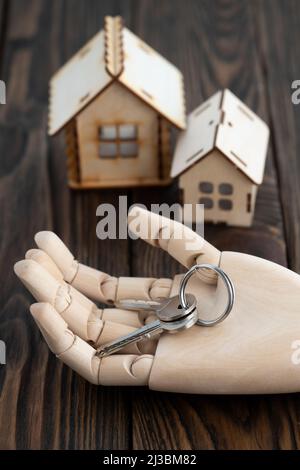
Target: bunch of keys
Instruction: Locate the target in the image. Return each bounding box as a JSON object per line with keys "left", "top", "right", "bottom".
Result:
{"left": 96, "top": 264, "right": 235, "bottom": 358}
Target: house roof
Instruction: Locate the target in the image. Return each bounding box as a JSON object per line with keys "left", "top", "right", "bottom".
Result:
{"left": 171, "top": 89, "right": 270, "bottom": 185}
{"left": 48, "top": 16, "right": 186, "bottom": 135}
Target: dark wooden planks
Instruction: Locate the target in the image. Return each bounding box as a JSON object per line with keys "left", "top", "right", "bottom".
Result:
{"left": 0, "top": 0, "right": 8, "bottom": 72}
{"left": 130, "top": 0, "right": 293, "bottom": 450}
{"left": 0, "top": 0, "right": 53, "bottom": 449}
{"left": 251, "top": 0, "right": 300, "bottom": 449}
{"left": 0, "top": 0, "right": 299, "bottom": 451}
{"left": 253, "top": 0, "right": 300, "bottom": 274}
{"left": 0, "top": 0, "right": 134, "bottom": 450}
{"left": 56, "top": 0, "right": 136, "bottom": 450}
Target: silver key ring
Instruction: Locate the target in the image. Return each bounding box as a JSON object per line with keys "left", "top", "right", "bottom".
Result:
{"left": 179, "top": 264, "right": 235, "bottom": 327}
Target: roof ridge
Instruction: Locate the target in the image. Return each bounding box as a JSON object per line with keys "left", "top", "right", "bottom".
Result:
{"left": 104, "top": 16, "right": 124, "bottom": 78}
{"left": 48, "top": 16, "right": 186, "bottom": 134}
{"left": 171, "top": 89, "right": 269, "bottom": 183}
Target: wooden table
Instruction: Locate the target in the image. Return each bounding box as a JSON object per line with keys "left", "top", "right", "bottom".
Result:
{"left": 0, "top": 0, "right": 300, "bottom": 450}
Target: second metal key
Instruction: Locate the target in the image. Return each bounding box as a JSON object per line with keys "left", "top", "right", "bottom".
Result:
{"left": 96, "top": 294, "right": 198, "bottom": 358}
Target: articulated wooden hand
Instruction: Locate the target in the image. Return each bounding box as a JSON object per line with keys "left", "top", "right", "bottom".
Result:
{"left": 14, "top": 207, "right": 300, "bottom": 393}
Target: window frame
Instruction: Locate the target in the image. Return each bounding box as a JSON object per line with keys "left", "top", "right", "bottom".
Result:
{"left": 198, "top": 180, "right": 235, "bottom": 212}
{"left": 199, "top": 181, "right": 214, "bottom": 194}
{"left": 98, "top": 123, "right": 139, "bottom": 159}
{"left": 199, "top": 196, "right": 214, "bottom": 209}
{"left": 219, "top": 183, "right": 233, "bottom": 196}
{"left": 218, "top": 198, "right": 233, "bottom": 211}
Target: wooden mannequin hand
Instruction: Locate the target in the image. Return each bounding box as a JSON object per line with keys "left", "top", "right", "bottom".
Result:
{"left": 14, "top": 207, "right": 300, "bottom": 393}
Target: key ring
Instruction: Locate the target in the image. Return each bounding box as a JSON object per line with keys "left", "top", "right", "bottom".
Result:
{"left": 179, "top": 264, "right": 235, "bottom": 326}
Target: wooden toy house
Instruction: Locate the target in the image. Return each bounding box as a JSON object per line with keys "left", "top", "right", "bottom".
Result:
{"left": 48, "top": 16, "right": 186, "bottom": 189}
{"left": 171, "top": 89, "right": 269, "bottom": 227}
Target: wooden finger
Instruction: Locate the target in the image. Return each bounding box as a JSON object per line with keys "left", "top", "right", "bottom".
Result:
{"left": 30, "top": 303, "right": 153, "bottom": 386}
{"left": 25, "top": 248, "right": 63, "bottom": 281}
{"left": 15, "top": 259, "right": 156, "bottom": 353}
{"left": 34, "top": 231, "right": 174, "bottom": 303}
{"left": 14, "top": 259, "right": 104, "bottom": 342}
{"left": 34, "top": 231, "right": 117, "bottom": 303}
{"left": 128, "top": 206, "right": 220, "bottom": 283}
{"left": 101, "top": 307, "right": 142, "bottom": 328}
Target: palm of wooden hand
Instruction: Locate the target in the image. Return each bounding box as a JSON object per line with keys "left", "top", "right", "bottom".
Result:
{"left": 14, "top": 208, "right": 300, "bottom": 393}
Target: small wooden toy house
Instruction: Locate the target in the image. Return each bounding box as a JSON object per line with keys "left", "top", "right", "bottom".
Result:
{"left": 48, "top": 16, "right": 186, "bottom": 189}
{"left": 171, "top": 89, "right": 269, "bottom": 227}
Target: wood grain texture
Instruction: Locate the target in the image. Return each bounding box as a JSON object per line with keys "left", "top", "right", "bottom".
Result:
{"left": 0, "top": 0, "right": 299, "bottom": 450}
{"left": 253, "top": 0, "right": 300, "bottom": 274}
{"left": 130, "top": 0, "right": 292, "bottom": 450}
{"left": 0, "top": 0, "right": 132, "bottom": 450}
{"left": 0, "top": 0, "right": 8, "bottom": 72}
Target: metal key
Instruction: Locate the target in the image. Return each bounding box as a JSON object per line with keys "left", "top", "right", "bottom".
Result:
{"left": 96, "top": 294, "right": 198, "bottom": 358}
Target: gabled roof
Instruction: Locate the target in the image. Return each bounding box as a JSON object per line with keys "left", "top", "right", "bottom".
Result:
{"left": 171, "top": 89, "right": 270, "bottom": 185}
{"left": 49, "top": 16, "right": 186, "bottom": 135}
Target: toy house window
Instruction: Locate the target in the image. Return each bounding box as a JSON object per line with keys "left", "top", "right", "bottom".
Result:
{"left": 199, "top": 197, "right": 214, "bottom": 209}
{"left": 219, "top": 183, "right": 233, "bottom": 195}
{"left": 199, "top": 182, "right": 213, "bottom": 193}
{"left": 98, "top": 124, "right": 138, "bottom": 158}
{"left": 219, "top": 199, "right": 232, "bottom": 211}
{"left": 218, "top": 183, "right": 233, "bottom": 210}
{"left": 199, "top": 182, "right": 214, "bottom": 209}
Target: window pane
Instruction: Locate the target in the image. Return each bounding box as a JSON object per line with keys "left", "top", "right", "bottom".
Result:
{"left": 199, "top": 182, "right": 213, "bottom": 193}
{"left": 120, "top": 142, "right": 138, "bottom": 157}
{"left": 219, "top": 199, "right": 232, "bottom": 210}
{"left": 199, "top": 197, "right": 213, "bottom": 209}
{"left": 99, "top": 125, "right": 117, "bottom": 140}
{"left": 119, "top": 124, "right": 137, "bottom": 140}
{"left": 219, "top": 183, "right": 233, "bottom": 195}
{"left": 99, "top": 142, "right": 118, "bottom": 158}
